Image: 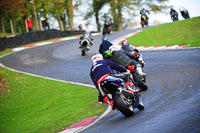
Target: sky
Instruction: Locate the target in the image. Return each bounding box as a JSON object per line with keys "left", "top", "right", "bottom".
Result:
{"left": 50, "top": 0, "right": 200, "bottom": 31}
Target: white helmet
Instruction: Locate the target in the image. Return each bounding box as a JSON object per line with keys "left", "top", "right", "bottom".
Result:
{"left": 109, "top": 46, "right": 119, "bottom": 54}
{"left": 91, "top": 53, "right": 103, "bottom": 62}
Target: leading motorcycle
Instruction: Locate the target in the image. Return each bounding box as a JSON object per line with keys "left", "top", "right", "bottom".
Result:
{"left": 181, "top": 11, "right": 190, "bottom": 19}
{"left": 100, "top": 73, "right": 144, "bottom": 117}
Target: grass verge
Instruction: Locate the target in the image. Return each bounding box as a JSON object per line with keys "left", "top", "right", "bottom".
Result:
{"left": 127, "top": 16, "right": 200, "bottom": 47}
{"left": 0, "top": 66, "right": 105, "bottom": 133}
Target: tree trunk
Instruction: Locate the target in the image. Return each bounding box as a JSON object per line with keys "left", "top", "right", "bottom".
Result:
{"left": 55, "top": 3, "right": 64, "bottom": 31}
{"left": 57, "top": 15, "right": 64, "bottom": 31}
{"left": 31, "top": 0, "right": 39, "bottom": 31}
{"left": 38, "top": 17, "right": 43, "bottom": 31}
{"left": 67, "top": 0, "right": 75, "bottom": 30}
{"left": 10, "top": 15, "right": 16, "bottom": 34}
{"left": 95, "top": 11, "right": 101, "bottom": 32}
{"left": 110, "top": 1, "right": 118, "bottom": 31}
{"left": 117, "top": 0, "right": 123, "bottom": 30}
{"left": 0, "top": 11, "right": 5, "bottom": 33}
{"left": 61, "top": 14, "right": 67, "bottom": 30}
{"left": 25, "top": 19, "right": 28, "bottom": 32}
{"left": 110, "top": 0, "right": 123, "bottom": 31}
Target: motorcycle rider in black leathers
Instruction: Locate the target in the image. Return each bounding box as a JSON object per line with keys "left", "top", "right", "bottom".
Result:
{"left": 170, "top": 8, "right": 179, "bottom": 21}
{"left": 99, "top": 36, "right": 113, "bottom": 59}
{"left": 109, "top": 46, "right": 146, "bottom": 77}
{"left": 121, "top": 40, "right": 145, "bottom": 67}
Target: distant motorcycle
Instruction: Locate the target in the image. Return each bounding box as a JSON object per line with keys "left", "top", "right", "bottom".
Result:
{"left": 102, "top": 23, "right": 112, "bottom": 35}
{"left": 141, "top": 15, "right": 148, "bottom": 28}
{"left": 181, "top": 11, "right": 190, "bottom": 19}
{"left": 100, "top": 73, "right": 144, "bottom": 117}
{"left": 171, "top": 12, "right": 179, "bottom": 21}
{"left": 79, "top": 32, "right": 93, "bottom": 56}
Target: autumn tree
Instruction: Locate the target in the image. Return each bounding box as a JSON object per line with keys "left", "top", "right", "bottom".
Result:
{"left": 108, "top": 0, "right": 169, "bottom": 31}
{"left": 66, "top": 0, "right": 75, "bottom": 30}
{"left": 0, "top": 0, "right": 27, "bottom": 33}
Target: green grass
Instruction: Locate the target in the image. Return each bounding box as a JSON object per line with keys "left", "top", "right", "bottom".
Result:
{"left": 127, "top": 16, "right": 200, "bottom": 47}
{"left": 0, "top": 67, "right": 105, "bottom": 133}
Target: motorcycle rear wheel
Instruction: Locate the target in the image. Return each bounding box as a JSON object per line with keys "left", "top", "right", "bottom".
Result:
{"left": 113, "top": 91, "right": 134, "bottom": 117}
{"left": 103, "top": 28, "right": 107, "bottom": 35}
{"left": 81, "top": 48, "right": 86, "bottom": 56}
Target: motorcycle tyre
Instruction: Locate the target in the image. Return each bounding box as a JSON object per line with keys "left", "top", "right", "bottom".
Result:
{"left": 113, "top": 91, "right": 134, "bottom": 117}
{"left": 103, "top": 28, "right": 107, "bottom": 35}
{"left": 81, "top": 48, "right": 86, "bottom": 56}
{"left": 132, "top": 73, "right": 148, "bottom": 91}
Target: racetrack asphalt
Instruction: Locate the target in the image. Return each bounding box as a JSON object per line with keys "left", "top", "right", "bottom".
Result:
{"left": 0, "top": 28, "right": 200, "bottom": 133}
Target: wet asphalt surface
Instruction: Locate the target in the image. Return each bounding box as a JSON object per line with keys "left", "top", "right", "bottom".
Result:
{"left": 0, "top": 28, "right": 200, "bottom": 133}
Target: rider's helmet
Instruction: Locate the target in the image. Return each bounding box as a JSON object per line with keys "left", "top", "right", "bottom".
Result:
{"left": 121, "top": 40, "right": 134, "bottom": 52}
{"left": 121, "top": 40, "right": 129, "bottom": 46}
{"left": 102, "top": 36, "right": 107, "bottom": 41}
{"left": 109, "top": 46, "right": 119, "bottom": 54}
{"left": 91, "top": 53, "right": 103, "bottom": 62}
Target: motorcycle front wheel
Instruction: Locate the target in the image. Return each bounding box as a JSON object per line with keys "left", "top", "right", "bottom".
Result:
{"left": 132, "top": 73, "right": 148, "bottom": 91}
{"left": 113, "top": 91, "right": 134, "bottom": 117}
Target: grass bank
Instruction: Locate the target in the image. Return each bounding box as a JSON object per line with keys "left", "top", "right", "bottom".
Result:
{"left": 0, "top": 67, "right": 105, "bottom": 132}
{"left": 127, "top": 16, "right": 200, "bottom": 47}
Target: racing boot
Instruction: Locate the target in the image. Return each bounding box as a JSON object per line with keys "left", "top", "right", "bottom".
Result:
{"left": 97, "top": 91, "right": 104, "bottom": 104}
{"left": 136, "top": 66, "right": 146, "bottom": 77}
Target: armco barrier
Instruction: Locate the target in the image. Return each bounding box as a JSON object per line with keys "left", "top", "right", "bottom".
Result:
{"left": 0, "top": 29, "right": 92, "bottom": 51}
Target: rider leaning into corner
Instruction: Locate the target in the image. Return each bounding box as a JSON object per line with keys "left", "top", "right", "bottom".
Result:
{"left": 99, "top": 36, "right": 113, "bottom": 59}
{"left": 140, "top": 8, "right": 150, "bottom": 21}
{"left": 109, "top": 46, "right": 146, "bottom": 81}
{"left": 121, "top": 40, "right": 145, "bottom": 67}
{"left": 170, "top": 8, "right": 178, "bottom": 18}
{"left": 90, "top": 54, "right": 137, "bottom": 104}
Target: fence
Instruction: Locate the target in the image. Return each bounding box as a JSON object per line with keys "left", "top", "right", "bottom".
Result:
{"left": 0, "top": 29, "right": 89, "bottom": 51}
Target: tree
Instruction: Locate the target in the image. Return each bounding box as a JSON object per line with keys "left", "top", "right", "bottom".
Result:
{"left": 50, "top": 0, "right": 65, "bottom": 31}
{"left": 66, "top": 0, "right": 75, "bottom": 30}
{"left": 0, "top": 9, "right": 5, "bottom": 33}
{"left": 93, "top": 0, "right": 107, "bottom": 31}
{"left": 108, "top": 0, "right": 169, "bottom": 31}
